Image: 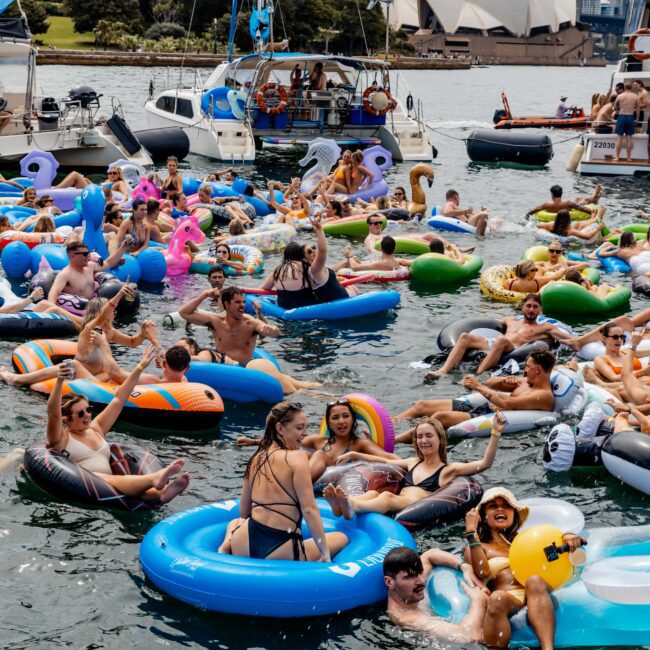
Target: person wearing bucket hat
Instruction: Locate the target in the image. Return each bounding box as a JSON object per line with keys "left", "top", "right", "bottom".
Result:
{"left": 463, "top": 487, "right": 583, "bottom": 649}
{"left": 555, "top": 96, "right": 569, "bottom": 119}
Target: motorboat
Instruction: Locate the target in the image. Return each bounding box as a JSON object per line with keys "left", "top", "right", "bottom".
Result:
{"left": 144, "top": 52, "right": 434, "bottom": 163}
{"left": 0, "top": 14, "right": 153, "bottom": 169}
{"left": 493, "top": 92, "right": 588, "bottom": 130}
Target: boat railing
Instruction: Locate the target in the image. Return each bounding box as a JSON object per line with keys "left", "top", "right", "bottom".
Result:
{"left": 390, "top": 71, "right": 426, "bottom": 133}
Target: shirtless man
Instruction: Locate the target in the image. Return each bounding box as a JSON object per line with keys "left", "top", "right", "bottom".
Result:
{"left": 534, "top": 241, "right": 590, "bottom": 274}
{"left": 178, "top": 286, "right": 319, "bottom": 394}
{"left": 47, "top": 240, "right": 126, "bottom": 307}
{"left": 442, "top": 189, "right": 488, "bottom": 236}
{"left": 426, "top": 293, "right": 571, "bottom": 378}
{"left": 397, "top": 350, "right": 557, "bottom": 428}
{"left": 338, "top": 236, "right": 411, "bottom": 273}
{"left": 383, "top": 546, "right": 487, "bottom": 643}
{"left": 527, "top": 184, "right": 599, "bottom": 217}
{"left": 363, "top": 214, "right": 385, "bottom": 252}
{"left": 613, "top": 82, "right": 640, "bottom": 162}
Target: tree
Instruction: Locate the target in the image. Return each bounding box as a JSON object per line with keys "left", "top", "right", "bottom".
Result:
{"left": 5, "top": 0, "right": 49, "bottom": 34}
{"left": 63, "top": 0, "right": 142, "bottom": 34}
{"left": 94, "top": 19, "right": 128, "bottom": 48}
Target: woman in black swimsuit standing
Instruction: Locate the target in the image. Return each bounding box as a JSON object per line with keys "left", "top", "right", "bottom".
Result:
{"left": 220, "top": 402, "right": 348, "bottom": 561}
{"left": 158, "top": 156, "right": 183, "bottom": 198}
{"left": 323, "top": 412, "right": 504, "bottom": 519}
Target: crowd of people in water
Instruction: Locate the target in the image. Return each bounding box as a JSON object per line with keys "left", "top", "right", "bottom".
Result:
{"left": 1, "top": 147, "right": 648, "bottom": 649}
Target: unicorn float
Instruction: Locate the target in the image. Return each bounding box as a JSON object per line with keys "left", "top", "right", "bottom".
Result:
{"left": 163, "top": 215, "right": 206, "bottom": 276}
{"left": 299, "top": 138, "right": 342, "bottom": 194}
{"left": 20, "top": 150, "right": 82, "bottom": 212}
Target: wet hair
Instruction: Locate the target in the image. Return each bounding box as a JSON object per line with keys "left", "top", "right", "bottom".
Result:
{"left": 221, "top": 285, "right": 244, "bottom": 307}
{"left": 380, "top": 235, "right": 396, "bottom": 254}
{"left": 215, "top": 243, "right": 231, "bottom": 259}
{"left": 324, "top": 400, "right": 359, "bottom": 440}
{"left": 522, "top": 293, "right": 541, "bottom": 306}
{"left": 383, "top": 547, "right": 423, "bottom": 579}
{"left": 61, "top": 392, "right": 89, "bottom": 422}
{"left": 564, "top": 269, "right": 584, "bottom": 284}
{"left": 328, "top": 200, "right": 343, "bottom": 217}
{"left": 132, "top": 198, "right": 146, "bottom": 214}
{"left": 477, "top": 499, "right": 521, "bottom": 543}
{"left": 33, "top": 216, "right": 55, "bottom": 233}
{"left": 245, "top": 402, "right": 305, "bottom": 478}
{"left": 428, "top": 238, "right": 445, "bottom": 254}
{"left": 229, "top": 219, "right": 245, "bottom": 236}
{"left": 81, "top": 297, "right": 108, "bottom": 329}
{"left": 620, "top": 231, "right": 636, "bottom": 248}
{"left": 445, "top": 188, "right": 459, "bottom": 200}
{"left": 551, "top": 210, "right": 571, "bottom": 235}
{"left": 412, "top": 417, "right": 447, "bottom": 463}
{"left": 146, "top": 198, "right": 160, "bottom": 215}
{"left": 528, "top": 349, "right": 556, "bottom": 373}
{"left": 351, "top": 150, "right": 364, "bottom": 164}
{"left": 600, "top": 321, "right": 623, "bottom": 337}
{"left": 207, "top": 264, "right": 225, "bottom": 279}
{"left": 164, "top": 345, "right": 191, "bottom": 372}
{"left": 177, "top": 337, "right": 200, "bottom": 355}
{"left": 514, "top": 259, "right": 536, "bottom": 279}
{"left": 550, "top": 185, "right": 563, "bottom": 198}
{"left": 66, "top": 240, "right": 89, "bottom": 254}
{"left": 273, "top": 242, "right": 312, "bottom": 289}
{"left": 106, "top": 209, "right": 123, "bottom": 225}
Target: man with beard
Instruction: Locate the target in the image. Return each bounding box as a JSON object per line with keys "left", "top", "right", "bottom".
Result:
{"left": 384, "top": 546, "right": 487, "bottom": 642}
{"left": 397, "top": 350, "right": 556, "bottom": 428}
{"left": 426, "top": 293, "right": 572, "bottom": 378}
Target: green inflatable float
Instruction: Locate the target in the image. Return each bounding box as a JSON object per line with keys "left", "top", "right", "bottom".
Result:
{"left": 374, "top": 237, "right": 429, "bottom": 255}
{"left": 323, "top": 215, "right": 387, "bottom": 237}
{"left": 410, "top": 253, "right": 483, "bottom": 284}
{"left": 541, "top": 281, "right": 631, "bottom": 317}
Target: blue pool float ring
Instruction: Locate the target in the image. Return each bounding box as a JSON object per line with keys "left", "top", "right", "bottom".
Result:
{"left": 427, "top": 215, "right": 477, "bottom": 234}
{"left": 201, "top": 87, "right": 235, "bottom": 120}
{"left": 185, "top": 347, "right": 283, "bottom": 403}
{"left": 245, "top": 290, "right": 400, "bottom": 321}
{"left": 597, "top": 254, "right": 632, "bottom": 274}
{"left": 140, "top": 498, "right": 416, "bottom": 617}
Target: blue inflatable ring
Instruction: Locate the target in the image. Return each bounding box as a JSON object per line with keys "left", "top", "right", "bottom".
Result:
{"left": 140, "top": 498, "right": 415, "bottom": 617}
{"left": 201, "top": 87, "right": 235, "bottom": 120}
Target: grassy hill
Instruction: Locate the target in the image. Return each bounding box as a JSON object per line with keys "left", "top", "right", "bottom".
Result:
{"left": 39, "top": 16, "right": 95, "bottom": 50}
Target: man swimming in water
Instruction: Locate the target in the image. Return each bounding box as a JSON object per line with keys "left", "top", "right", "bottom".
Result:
{"left": 526, "top": 184, "right": 600, "bottom": 217}
{"left": 442, "top": 189, "right": 489, "bottom": 236}
{"left": 398, "top": 350, "right": 557, "bottom": 428}
{"left": 383, "top": 546, "right": 487, "bottom": 643}
{"left": 426, "top": 293, "right": 572, "bottom": 378}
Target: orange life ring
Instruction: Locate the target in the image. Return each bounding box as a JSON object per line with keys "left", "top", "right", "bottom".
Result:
{"left": 629, "top": 29, "right": 650, "bottom": 60}
{"left": 255, "top": 83, "right": 288, "bottom": 115}
{"left": 362, "top": 85, "right": 395, "bottom": 116}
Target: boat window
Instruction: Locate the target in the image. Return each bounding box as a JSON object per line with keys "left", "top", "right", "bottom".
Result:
{"left": 156, "top": 96, "right": 175, "bottom": 113}
{"left": 175, "top": 98, "right": 193, "bottom": 118}
{"left": 155, "top": 96, "right": 193, "bottom": 118}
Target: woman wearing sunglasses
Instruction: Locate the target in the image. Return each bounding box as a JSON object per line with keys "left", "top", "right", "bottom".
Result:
{"left": 44, "top": 345, "right": 189, "bottom": 503}
{"left": 589, "top": 321, "right": 643, "bottom": 383}
{"left": 221, "top": 402, "right": 348, "bottom": 561}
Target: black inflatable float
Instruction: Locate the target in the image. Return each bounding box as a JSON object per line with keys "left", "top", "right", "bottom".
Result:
{"left": 466, "top": 129, "right": 553, "bottom": 167}
{"left": 134, "top": 127, "right": 190, "bottom": 163}
{"left": 0, "top": 312, "right": 76, "bottom": 339}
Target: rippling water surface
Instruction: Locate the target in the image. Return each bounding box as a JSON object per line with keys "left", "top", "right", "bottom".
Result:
{"left": 1, "top": 63, "right": 649, "bottom": 649}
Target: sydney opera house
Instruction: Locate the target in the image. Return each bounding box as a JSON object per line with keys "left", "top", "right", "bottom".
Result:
{"left": 389, "top": 0, "right": 600, "bottom": 65}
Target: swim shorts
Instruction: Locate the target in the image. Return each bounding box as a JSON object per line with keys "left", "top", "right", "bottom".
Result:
{"left": 615, "top": 114, "right": 636, "bottom": 136}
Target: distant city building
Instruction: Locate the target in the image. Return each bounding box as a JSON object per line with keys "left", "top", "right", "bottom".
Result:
{"left": 579, "top": 0, "right": 627, "bottom": 16}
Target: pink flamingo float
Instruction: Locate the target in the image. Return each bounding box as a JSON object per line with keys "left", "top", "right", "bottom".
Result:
{"left": 163, "top": 215, "right": 206, "bottom": 276}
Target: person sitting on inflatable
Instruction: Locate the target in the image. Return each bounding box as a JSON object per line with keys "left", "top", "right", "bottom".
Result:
{"left": 178, "top": 286, "right": 320, "bottom": 394}
{"left": 535, "top": 241, "right": 591, "bottom": 274}
{"left": 323, "top": 150, "right": 352, "bottom": 196}
{"left": 212, "top": 243, "right": 247, "bottom": 273}
{"left": 564, "top": 268, "right": 613, "bottom": 299}
{"left": 17, "top": 186, "right": 37, "bottom": 207}
{"left": 594, "top": 231, "right": 650, "bottom": 272}
{"left": 43, "top": 346, "right": 189, "bottom": 503}
{"left": 389, "top": 186, "right": 408, "bottom": 210}
{"left": 218, "top": 402, "right": 349, "bottom": 561}
{"left": 258, "top": 214, "right": 357, "bottom": 308}
{"left": 345, "top": 151, "right": 374, "bottom": 198}
{"left": 237, "top": 397, "right": 399, "bottom": 480}
{"left": 267, "top": 181, "right": 311, "bottom": 229}
{"left": 196, "top": 185, "right": 254, "bottom": 227}
{"left": 0, "top": 215, "right": 11, "bottom": 233}
{"left": 55, "top": 167, "right": 130, "bottom": 202}
{"left": 213, "top": 219, "right": 245, "bottom": 247}
{"left": 0, "top": 286, "right": 81, "bottom": 328}
{"left": 383, "top": 546, "right": 487, "bottom": 643}
{"left": 505, "top": 260, "right": 565, "bottom": 294}
{"left": 143, "top": 199, "right": 169, "bottom": 244}
{"left": 111, "top": 198, "right": 150, "bottom": 257}
{"left": 47, "top": 241, "right": 127, "bottom": 314}
{"left": 398, "top": 350, "right": 556, "bottom": 429}
{"left": 442, "top": 189, "right": 489, "bottom": 236}
{"left": 335, "top": 236, "right": 412, "bottom": 274}
{"left": 363, "top": 213, "right": 387, "bottom": 252}
{"left": 425, "top": 294, "right": 573, "bottom": 378}
{"left": 526, "top": 183, "right": 599, "bottom": 217}
{"left": 463, "top": 487, "right": 584, "bottom": 649}
{"left": 537, "top": 207, "right": 605, "bottom": 242}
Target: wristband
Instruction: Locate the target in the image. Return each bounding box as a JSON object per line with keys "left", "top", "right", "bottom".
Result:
{"left": 136, "top": 363, "right": 144, "bottom": 372}
{"left": 465, "top": 532, "right": 477, "bottom": 543}
{"left": 490, "top": 428, "right": 501, "bottom": 437}
{"left": 469, "top": 541, "right": 482, "bottom": 548}
{"left": 456, "top": 560, "right": 469, "bottom": 571}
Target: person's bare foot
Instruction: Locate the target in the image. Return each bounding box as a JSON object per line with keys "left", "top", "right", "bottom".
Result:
{"left": 593, "top": 184, "right": 602, "bottom": 202}
{"left": 296, "top": 380, "right": 322, "bottom": 389}
{"left": 565, "top": 358, "right": 579, "bottom": 372}
{"left": 425, "top": 369, "right": 445, "bottom": 381}
{"left": 323, "top": 483, "right": 342, "bottom": 517}
{"left": 153, "top": 458, "right": 185, "bottom": 490}
{"left": 160, "top": 472, "right": 190, "bottom": 503}
{"left": 333, "top": 485, "right": 355, "bottom": 520}
{"left": 0, "top": 367, "right": 18, "bottom": 386}
{"left": 459, "top": 246, "right": 476, "bottom": 253}
{"left": 613, "top": 158, "right": 620, "bottom": 162}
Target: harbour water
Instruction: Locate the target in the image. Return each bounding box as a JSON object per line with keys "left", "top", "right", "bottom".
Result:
{"left": 1, "top": 63, "right": 649, "bottom": 649}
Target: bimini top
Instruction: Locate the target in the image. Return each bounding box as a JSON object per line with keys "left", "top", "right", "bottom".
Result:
{"left": 0, "top": 17, "right": 30, "bottom": 41}
{"left": 232, "top": 52, "right": 389, "bottom": 69}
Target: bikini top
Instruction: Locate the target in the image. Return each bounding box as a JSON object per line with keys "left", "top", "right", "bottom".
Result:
{"left": 604, "top": 354, "right": 642, "bottom": 374}
{"left": 402, "top": 462, "right": 446, "bottom": 492}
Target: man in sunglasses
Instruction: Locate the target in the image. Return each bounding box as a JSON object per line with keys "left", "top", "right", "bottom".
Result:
{"left": 47, "top": 240, "right": 128, "bottom": 309}
{"left": 442, "top": 189, "right": 489, "bottom": 236}
{"left": 535, "top": 241, "right": 591, "bottom": 275}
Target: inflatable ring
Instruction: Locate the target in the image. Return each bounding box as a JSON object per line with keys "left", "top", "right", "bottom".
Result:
{"left": 534, "top": 205, "right": 595, "bottom": 222}
{"left": 140, "top": 498, "right": 416, "bottom": 617}
{"left": 629, "top": 28, "right": 650, "bottom": 60}
{"left": 480, "top": 265, "right": 532, "bottom": 303}
{"left": 188, "top": 206, "right": 213, "bottom": 232}
{"left": 225, "top": 223, "right": 297, "bottom": 254}
{"left": 190, "top": 244, "right": 264, "bottom": 276}
{"left": 375, "top": 237, "right": 428, "bottom": 255}
{"left": 362, "top": 85, "right": 394, "bottom": 116}
{"left": 427, "top": 215, "right": 478, "bottom": 234}
{"left": 318, "top": 392, "right": 395, "bottom": 452}
{"left": 255, "top": 82, "right": 288, "bottom": 115}
{"left": 541, "top": 281, "right": 631, "bottom": 317}
{"left": 523, "top": 246, "right": 601, "bottom": 284}
{"left": 583, "top": 555, "right": 650, "bottom": 604}
{"left": 323, "top": 215, "right": 387, "bottom": 237}
{"left": 23, "top": 440, "right": 163, "bottom": 510}
{"left": 313, "top": 461, "right": 405, "bottom": 496}
{"left": 12, "top": 339, "right": 224, "bottom": 433}
{"left": 535, "top": 227, "right": 600, "bottom": 248}
{"left": 337, "top": 265, "right": 410, "bottom": 283}
{"left": 0, "top": 230, "right": 67, "bottom": 252}
{"left": 410, "top": 253, "right": 483, "bottom": 285}
{"left": 201, "top": 86, "right": 235, "bottom": 120}
{"left": 0, "top": 311, "right": 76, "bottom": 339}
{"left": 601, "top": 430, "right": 650, "bottom": 495}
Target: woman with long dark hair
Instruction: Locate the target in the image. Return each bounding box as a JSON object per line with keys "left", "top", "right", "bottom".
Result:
{"left": 537, "top": 207, "right": 605, "bottom": 241}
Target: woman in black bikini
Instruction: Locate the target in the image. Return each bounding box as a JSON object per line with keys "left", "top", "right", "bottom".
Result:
{"left": 323, "top": 412, "right": 504, "bottom": 519}
{"left": 158, "top": 156, "right": 183, "bottom": 198}
{"left": 220, "top": 402, "right": 348, "bottom": 561}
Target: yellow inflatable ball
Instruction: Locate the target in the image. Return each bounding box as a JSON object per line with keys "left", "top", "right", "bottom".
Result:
{"left": 509, "top": 524, "right": 574, "bottom": 590}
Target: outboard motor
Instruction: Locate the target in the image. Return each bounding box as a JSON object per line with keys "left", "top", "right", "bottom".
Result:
{"left": 67, "top": 86, "right": 101, "bottom": 109}
{"left": 493, "top": 108, "right": 508, "bottom": 124}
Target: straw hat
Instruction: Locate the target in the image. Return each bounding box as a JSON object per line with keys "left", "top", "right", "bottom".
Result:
{"left": 479, "top": 486, "right": 529, "bottom": 526}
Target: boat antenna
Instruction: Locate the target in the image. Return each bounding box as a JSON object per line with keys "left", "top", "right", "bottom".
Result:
{"left": 367, "top": 0, "right": 392, "bottom": 61}
{"left": 354, "top": 0, "right": 370, "bottom": 57}
{"left": 178, "top": 0, "right": 198, "bottom": 80}
{"left": 227, "top": 0, "right": 239, "bottom": 62}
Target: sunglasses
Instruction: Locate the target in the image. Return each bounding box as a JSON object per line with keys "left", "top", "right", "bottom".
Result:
{"left": 277, "top": 401, "right": 303, "bottom": 419}
{"left": 369, "top": 221, "right": 382, "bottom": 226}
{"left": 76, "top": 406, "right": 93, "bottom": 418}
{"left": 108, "top": 171, "right": 119, "bottom": 176}
{"left": 607, "top": 334, "right": 625, "bottom": 341}
{"left": 327, "top": 399, "right": 352, "bottom": 407}
{"left": 393, "top": 192, "right": 404, "bottom": 196}
{"left": 73, "top": 251, "right": 90, "bottom": 257}
{"left": 549, "top": 249, "right": 562, "bottom": 254}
